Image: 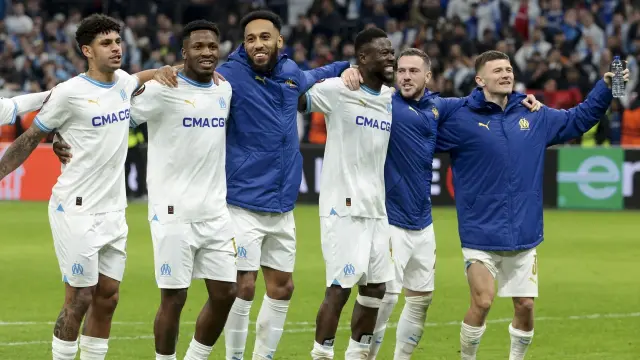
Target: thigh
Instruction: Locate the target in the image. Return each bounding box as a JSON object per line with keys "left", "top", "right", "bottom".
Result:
{"left": 49, "top": 207, "right": 101, "bottom": 288}
{"left": 150, "top": 220, "right": 195, "bottom": 289}
{"left": 367, "top": 218, "right": 394, "bottom": 285}
{"left": 320, "top": 216, "right": 371, "bottom": 289}
{"left": 192, "top": 216, "right": 237, "bottom": 283}
{"left": 497, "top": 248, "right": 539, "bottom": 298}
{"left": 404, "top": 224, "right": 437, "bottom": 293}
{"left": 228, "top": 205, "right": 266, "bottom": 272}
{"left": 98, "top": 211, "right": 129, "bottom": 283}
{"left": 261, "top": 210, "right": 296, "bottom": 273}
{"left": 462, "top": 248, "right": 499, "bottom": 279}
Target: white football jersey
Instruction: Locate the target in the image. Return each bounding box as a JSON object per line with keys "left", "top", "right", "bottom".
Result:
{"left": 305, "top": 77, "right": 394, "bottom": 218}
{"left": 130, "top": 74, "right": 232, "bottom": 223}
{"left": 34, "top": 69, "right": 139, "bottom": 214}
{"left": 0, "top": 91, "right": 51, "bottom": 125}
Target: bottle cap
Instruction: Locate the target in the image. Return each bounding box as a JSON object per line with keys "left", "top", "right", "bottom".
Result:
{"left": 614, "top": 56, "right": 620, "bottom": 60}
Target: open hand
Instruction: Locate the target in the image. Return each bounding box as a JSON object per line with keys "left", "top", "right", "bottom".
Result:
{"left": 153, "top": 65, "right": 178, "bottom": 87}
{"left": 341, "top": 67, "right": 363, "bottom": 91}
{"left": 52, "top": 138, "right": 72, "bottom": 164}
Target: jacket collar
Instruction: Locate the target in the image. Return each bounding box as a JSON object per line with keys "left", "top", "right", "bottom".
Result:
{"left": 466, "top": 87, "right": 527, "bottom": 113}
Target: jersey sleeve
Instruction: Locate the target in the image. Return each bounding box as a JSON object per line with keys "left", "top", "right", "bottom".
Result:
{"left": 130, "top": 81, "right": 163, "bottom": 127}
{"left": 12, "top": 91, "right": 50, "bottom": 116}
{"left": 116, "top": 69, "right": 141, "bottom": 95}
{"left": 299, "top": 61, "right": 350, "bottom": 94}
{"left": 0, "top": 98, "right": 17, "bottom": 125}
{"left": 304, "top": 78, "right": 342, "bottom": 115}
{"left": 33, "top": 87, "right": 70, "bottom": 133}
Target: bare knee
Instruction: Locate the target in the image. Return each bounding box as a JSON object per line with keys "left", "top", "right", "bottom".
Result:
{"left": 236, "top": 271, "right": 257, "bottom": 300}
{"left": 264, "top": 268, "right": 294, "bottom": 300}
{"left": 325, "top": 286, "right": 351, "bottom": 309}
{"left": 359, "top": 283, "right": 386, "bottom": 300}
{"left": 160, "top": 289, "right": 188, "bottom": 312}
{"left": 513, "top": 297, "right": 534, "bottom": 315}
{"left": 471, "top": 291, "right": 494, "bottom": 314}
{"left": 67, "top": 287, "right": 94, "bottom": 316}
{"left": 208, "top": 282, "right": 238, "bottom": 304}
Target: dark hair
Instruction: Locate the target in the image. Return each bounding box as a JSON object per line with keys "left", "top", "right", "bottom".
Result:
{"left": 75, "top": 14, "right": 121, "bottom": 49}
{"left": 474, "top": 50, "right": 510, "bottom": 72}
{"left": 182, "top": 20, "right": 220, "bottom": 40}
{"left": 354, "top": 27, "right": 388, "bottom": 54}
{"left": 240, "top": 10, "right": 282, "bottom": 32}
{"left": 398, "top": 48, "right": 431, "bottom": 70}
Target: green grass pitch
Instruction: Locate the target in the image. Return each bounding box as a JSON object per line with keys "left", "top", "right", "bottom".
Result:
{"left": 0, "top": 202, "right": 638, "bottom": 359}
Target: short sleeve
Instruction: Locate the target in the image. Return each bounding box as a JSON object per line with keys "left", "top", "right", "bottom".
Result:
{"left": 12, "top": 91, "right": 50, "bottom": 116}
{"left": 116, "top": 69, "right": 140, "bottom": 95}
{"left": 33, "top": 87, "right": 70, "bottom": 133}
{"left": 0, "top": 98, "right": 17, "bottom": 125}
{"left": 304, "top": 78, "right": 342, "bottom": 115}
{"left": 130, "top": 81, "right": 163, "bottom": 127}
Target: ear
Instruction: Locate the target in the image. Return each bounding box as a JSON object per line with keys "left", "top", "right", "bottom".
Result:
{"left": 358, "top": 50, "right": 367, "bottom": 66}
{"left": 181, "top": 47, "right": 186, "bottom": 61}
{"left": 277, "top": 34, "right": 284, "bottom": 50}
{"left": 425, "top": 70, "right": 433, "bottom": 85}
{"left": 81, "top": 45, "right": 92, "bottom": 59}
{"left": 475, "top": 75, "right": 485, "bottom": 88}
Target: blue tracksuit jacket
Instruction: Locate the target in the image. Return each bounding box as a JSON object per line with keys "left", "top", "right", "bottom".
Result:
{"left": 217, "top": 45, "right": 350, "bottom": 213}
{"left": 435, "top": 80, "right": 613, "bottom": 251}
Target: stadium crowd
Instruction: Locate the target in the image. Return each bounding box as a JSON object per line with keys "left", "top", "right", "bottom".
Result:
{"left": 1, "top": 0, "right": 640, "bottom": 196}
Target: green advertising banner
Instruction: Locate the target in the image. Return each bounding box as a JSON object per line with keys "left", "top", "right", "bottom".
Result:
{"left": 557, "top": 147, "right": 624, "bottom": 210}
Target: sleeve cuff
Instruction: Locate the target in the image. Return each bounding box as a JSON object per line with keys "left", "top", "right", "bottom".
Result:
{"left": 129, "top": 118, "right": 138, "bottom": 128}
{"left": 34, "top": 116, "right": 53, "bottom": 132}
{"left": 305, "top": 92, "right": 312, "bottom": 114}
{"left": 9, "top": 99, "right": 18, "bottom": 125}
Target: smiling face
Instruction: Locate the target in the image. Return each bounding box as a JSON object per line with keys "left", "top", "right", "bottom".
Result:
{"left": 396, "top": 55, "right": 431, "bottom": 100}
{"left": 82, "top": 30, "right": 122, "bottom": 72}
{"left": 475, "top": 59, "right": 515, "bottom": 96}
{"left": 360, "top": 37, "right": 396, "bottom": 84}
{"left": 243, "top": 18, "right": 283, "bottom": 73}
{"left": 183, "top": 29, "right": 219, "bottom": 78}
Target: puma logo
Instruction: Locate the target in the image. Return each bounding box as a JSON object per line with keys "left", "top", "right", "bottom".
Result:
{"left": 184, "top": 99, "right": 196, "bottom": 107}
{"left": 478, "top": 121, "right": 490, "bottom": 130}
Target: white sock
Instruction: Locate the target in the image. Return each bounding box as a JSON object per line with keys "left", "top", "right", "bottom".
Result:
{"left": 460, "top": 322, "right": 486, "bottom": 360}
{"left": 367, "top": 293, "right": 398, "bottom": 359}
{"left": 224, "top": 298, "right": 253, "bottom": 360}
{"left": 79, "top": 335, "right": 108, "bottom": 360}
{"left": 508, "top": 324, "right": 534, "bottom": 360}
{"left": 346, "top": 337, "right": 371, "bottom": 360}
{"left": 184, "top": 337, "right": 213, "bottom": 360}
{"left": 253, "top": 295, "right": 290, "bottom": 360}
{"left": 394, "top": 295, "right": 432, "bottom": 360}
{"left": 52, "top": 336, "right": 78, "bottom": 360}
{"left": 156, "top": 353, "right": 177, "bottom": 360}
{"left": 311, "top": 340, "right": 335, "bottom": 360}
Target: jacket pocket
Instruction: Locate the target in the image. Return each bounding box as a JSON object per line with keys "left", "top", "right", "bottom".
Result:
{"left": 459, "top": 193, "right": 509, "bottom": 247}
{"left": 226, "top": 152, "right": 251, "bottom": 182}
{"left": 512, "top": 191, "right": 543, "bottom": 246}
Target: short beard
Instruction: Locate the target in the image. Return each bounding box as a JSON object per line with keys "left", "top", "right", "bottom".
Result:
{"left": 248, "top": 47, "right": 279, "bottom": 73}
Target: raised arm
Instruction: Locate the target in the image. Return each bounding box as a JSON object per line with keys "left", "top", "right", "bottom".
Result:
{"left": 544, "top": 69, "right": 628, "bottom": 146}
{"left": 300, "top": 61, "right": 351, "bottom": 93}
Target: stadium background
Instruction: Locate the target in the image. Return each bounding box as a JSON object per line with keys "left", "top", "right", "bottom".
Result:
{"left": 0, "top": 0, "right": 639, "bottom": 359}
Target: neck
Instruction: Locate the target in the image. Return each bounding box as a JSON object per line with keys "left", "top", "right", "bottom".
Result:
{"left": 85, "top": 66, "right": 115, "bottom": 83}
{"left": 183, "top": 66, "right": 212, "bottom": 84}
{"left": 483, "top": 89, "right": 508, "bottom": 110}
{"left": 359, "top": 68, "right": 383, "bottom": 92}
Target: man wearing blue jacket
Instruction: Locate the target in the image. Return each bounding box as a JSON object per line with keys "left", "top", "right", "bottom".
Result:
{"left": 215, "top": 11, "right": 360, "bottom": 360}
{"left": 434, "top": 50, "right": 630, "bottom": 360}
{"left": 358, "top": 49, "right": 539, "bottom": 360}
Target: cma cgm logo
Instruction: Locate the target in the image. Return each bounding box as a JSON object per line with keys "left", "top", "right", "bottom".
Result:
{"left": 183, "top": 117, "right": 226, "bottom": 128}
{"left": 92, "top": 109, "right": 131, "bottom": 127}
{"left": 355, "top": 116, "right": 391, "bottom": 132}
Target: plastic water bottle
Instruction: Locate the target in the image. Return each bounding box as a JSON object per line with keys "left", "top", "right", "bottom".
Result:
{"left": 611, "top": 56, "right": 625, "bottom": 98}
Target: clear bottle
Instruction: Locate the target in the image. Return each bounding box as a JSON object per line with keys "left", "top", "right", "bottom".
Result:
{"left": 611, "top": 56, "right": 625, "bottom": 98}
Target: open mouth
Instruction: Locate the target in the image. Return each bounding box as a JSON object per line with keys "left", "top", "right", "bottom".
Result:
{"left": 109, "top": 55, "right": 122, "bottom": 61}
{"left": 253, "top": 52, "right": 268, "bottom": 61}
{"left": 199, "top": 59, "right": 214, "bottom": 67}
{"left": 402, "top": 83, "right": 414, "bottom": 90}
{"left": 384, "top": 65, "right": 394, "bottom": 73}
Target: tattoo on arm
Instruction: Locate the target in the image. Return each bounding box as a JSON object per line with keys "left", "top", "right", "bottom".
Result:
{"left": 0, "top": 126, "right": 48, "bottom": 179}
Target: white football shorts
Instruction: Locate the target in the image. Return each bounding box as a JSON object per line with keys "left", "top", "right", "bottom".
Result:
{"left": 463, "top": 247, "right": 539, "bottom": 298}
{"left": 386, "top": 224, "right": 436, "bottom": 294}
{"left": 228, "top": 205, "right": 296, "bottom": 273}
{"left": 49, "top": 206, "right": 128, "bottom": 288}
{"left": 320, "top": 215, "right": 394, "bottom": 288}
{"left": 150, "top": 214, "right": 237, "bottom": 288}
